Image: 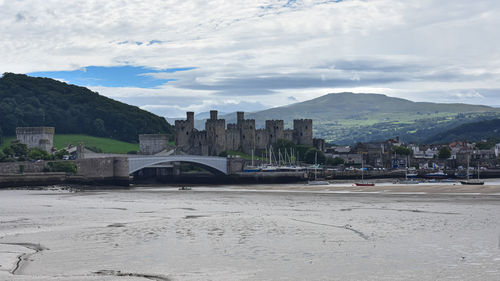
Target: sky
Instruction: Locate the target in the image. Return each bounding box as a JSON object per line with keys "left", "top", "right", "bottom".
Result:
{"left": 1, "top": 0, "right": 500, "bottom": 118}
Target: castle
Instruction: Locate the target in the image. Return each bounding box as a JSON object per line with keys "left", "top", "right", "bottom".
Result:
{"left": 16, "top": 127, "right": 55, "bottom": 152}
{"left": 175, "top": 110, "right": 319, "bottom": 156}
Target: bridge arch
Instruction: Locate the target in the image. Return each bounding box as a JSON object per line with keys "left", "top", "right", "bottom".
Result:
{"left": 128, "top": 155, "right": 228, "bottom": 175}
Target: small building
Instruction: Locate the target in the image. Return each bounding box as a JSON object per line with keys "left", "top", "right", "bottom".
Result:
{"left": 16, "top": 127, "right": 55, "bottom": 152}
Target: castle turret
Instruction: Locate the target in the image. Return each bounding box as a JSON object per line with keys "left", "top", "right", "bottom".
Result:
{"left": 293, "top": 119, "right": 313, "bottom": 146}
{"left": 237, "top": 111, "right": 245, "bottom": 123}
{"left": 210, "top": 110, "right": 218, "bottom": 120}
{"left": 175, "top": 111, "right": 195, "bottom": 152}
{"left": 205, "top": 110, "right": 226, "bottom": 156}
{"left": 265, "top": 120, "right": 284, "bottom": 145}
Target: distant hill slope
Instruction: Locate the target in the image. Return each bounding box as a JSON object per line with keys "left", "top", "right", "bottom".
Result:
{"left": 425, "top": 118, "right": 500, "bottom": 144}
{"left": 219, "top": 93, "right": 500, "bottom": 144}
{"left": 0, "top": 73, "right": 172, "bottom": 142}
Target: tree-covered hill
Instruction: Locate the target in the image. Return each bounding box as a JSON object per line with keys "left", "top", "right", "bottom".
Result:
{"left": 0, "top": 73, "right": 172, "bottom": 143}
{"left": 425, "top": 118, "right": 500, "bottom": 144}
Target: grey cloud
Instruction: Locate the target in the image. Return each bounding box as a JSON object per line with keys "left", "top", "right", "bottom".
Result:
{"left": 15, "top": 12, "right": 25, "bottom": 21}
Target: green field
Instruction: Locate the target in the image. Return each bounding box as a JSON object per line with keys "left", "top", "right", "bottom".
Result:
{"left": 54, "top": 135, "right": 139, "bottom": 154}
{"left": 1, "top": 135, "right": 139, "bottom": 154}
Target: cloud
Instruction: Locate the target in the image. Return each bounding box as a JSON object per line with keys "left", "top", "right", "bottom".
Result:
{"left": 1, "top": 0, "right": 500, "bottom": 115}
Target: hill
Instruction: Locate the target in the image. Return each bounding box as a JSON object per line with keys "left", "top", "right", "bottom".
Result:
{"left": 425, "top": 118, "right": 500, "bottom": 144}
{"left": 219, "top": 93, "right": 500, "bottom": 144}
{"left": 0, "top": 73, "right": 172, "bottom": 143}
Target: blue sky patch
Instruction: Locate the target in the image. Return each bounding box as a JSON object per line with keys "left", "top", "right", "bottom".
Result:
{"left": 29, "top": 65, "right": 196, "bottom": 88}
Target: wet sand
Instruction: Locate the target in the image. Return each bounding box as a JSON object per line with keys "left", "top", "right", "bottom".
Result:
{"left": 1, "top": 183, "right": 499, "bottom": 280}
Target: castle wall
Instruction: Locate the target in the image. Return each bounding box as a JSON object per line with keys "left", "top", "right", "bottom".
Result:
{"left": 139, "top": 134, "right": 170, "bottom": 155}
{"left": 226, "top": 124, "right": 240, "bottom": 151}
{"left": 255, "top": 129, "right": 268, "bottom": 150}
{"left": 16, "top": 127, "right": 55, "bottom": 152}
{"left": 283, "top": 129, "right": 294, "bottom": 142}
{"left": 293, "top": 119, "right": 313, "bottom": 146}
{"left": 189, "top": 131, "right": 209, "bottom": 156}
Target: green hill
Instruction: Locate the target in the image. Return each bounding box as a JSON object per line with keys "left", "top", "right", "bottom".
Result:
{"left": 425, "top": 118, "right": 500, "bottom": 144}
{"left": 0, "top": 73, "right": 173, "bottom": 143}
{"left": 221, "top": 93, "right": 500, "bottom": 144}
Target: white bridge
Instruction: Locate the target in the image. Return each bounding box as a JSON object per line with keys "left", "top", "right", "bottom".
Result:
{"left": 128, "top": 155, "right": 228, "bottom": 175}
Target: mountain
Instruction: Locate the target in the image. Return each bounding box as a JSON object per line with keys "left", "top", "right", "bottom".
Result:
{"left": 425, "top": 118, "right": 500, "bottom": 144}
{"left": 0, "top": 73, "right": 173, "bottom": 143}
{"left": 219, "top": 93, "right": 500, "bottom": 144}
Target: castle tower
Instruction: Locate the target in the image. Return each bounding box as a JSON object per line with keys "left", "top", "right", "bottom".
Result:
{"left": 174, "top": 111, "right": 194, "bottom": 152}
{"left": 236, "top": 112, "right": 255, "bottom": 154}
{"left": 293, "top": 119, "right": 313, "bottom": 146}
{"left": 16, "top": 127, "right": 55, "bottom": 152}
{"left": 205, "top": 110, "right": 226, "bottom": 156}
{"left": 265, "top": 120, "right": 284, "bottom": 146}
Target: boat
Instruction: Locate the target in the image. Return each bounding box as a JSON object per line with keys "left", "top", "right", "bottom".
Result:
{"left": 406, "top": 172, "right": 418, "bottom": 178}
{"left": 178, "top": 186, "right": 192, "bottom": 191}
{"left": 460, "top": 155, "right": 484, "bottom": 185}
{"left": 354, "top": 153, "right": 375, "bottom": 186}
{"left": 308, "top": 151, "right": 329, "bottom": 185}
{"left": 425, "top": 171, "right": 448, "bottom": 179}
{"left": 398, "top": 180, "right": 419, "bottom": 185}
{"left": 355, "top": 182, "right": 375, "bottom": 186}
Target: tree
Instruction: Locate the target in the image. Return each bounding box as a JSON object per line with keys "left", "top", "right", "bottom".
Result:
{"left": 326, "top": 157, "right": 345, "bottom": 166}
{"left": 392, "top": 145, "right": 412, "bottom": 156}
{"left": 304, "top": 148, "right": 326, "bottom": 164}
{"left": 438, "top": 146, "right": 451, "bottom": 159}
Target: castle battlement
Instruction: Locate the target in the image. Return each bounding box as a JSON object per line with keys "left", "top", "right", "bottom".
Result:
{"left": 175, "top": 110, "right": 317, "bottom": 156}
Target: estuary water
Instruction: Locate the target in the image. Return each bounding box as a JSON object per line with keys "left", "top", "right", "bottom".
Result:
{"left": 1, "top": 184, "right": 500, "bottom": 280}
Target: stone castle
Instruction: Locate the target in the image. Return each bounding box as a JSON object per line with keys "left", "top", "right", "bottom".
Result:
{"left": 175, "top": 110, "right": 318, "bottom": 156}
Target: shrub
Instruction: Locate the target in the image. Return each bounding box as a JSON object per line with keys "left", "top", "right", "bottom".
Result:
{"left": 45, "top": 161, "right": 77, "bottom": 174}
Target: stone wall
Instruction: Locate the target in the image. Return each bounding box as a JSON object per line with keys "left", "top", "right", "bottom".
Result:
{"left": 139, "top": 134, "right": 170, "bottom": 155}
{"left": 0, "top": 161, "right": 46, "bottom": 174}
{"left": 226, "top": 124, "right": 240, "bottom": 151}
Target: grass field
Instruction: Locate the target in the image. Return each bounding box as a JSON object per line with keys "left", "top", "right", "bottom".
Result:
{"left": 54, "top": 135, "right": 138, "bottom": 154}
{"left": 1, "top": 135, "right": 139, "bottom": 154}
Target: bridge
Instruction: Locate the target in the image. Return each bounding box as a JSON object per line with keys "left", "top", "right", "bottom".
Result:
{"left": 127, "top": 155, "right": 228, "bottom": 175}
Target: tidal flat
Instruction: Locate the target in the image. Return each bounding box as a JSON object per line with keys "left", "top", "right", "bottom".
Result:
{"left": 1, "top": 184, "right": 500, "bottom": 281}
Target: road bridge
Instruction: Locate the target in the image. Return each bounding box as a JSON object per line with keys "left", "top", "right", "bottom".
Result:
{"left": 127, "top": 155, "right": 228, "bottom": 175}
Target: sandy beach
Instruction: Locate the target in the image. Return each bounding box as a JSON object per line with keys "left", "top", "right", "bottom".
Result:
{"left": 1, "top": 183, "right": 499, "bottom": 280}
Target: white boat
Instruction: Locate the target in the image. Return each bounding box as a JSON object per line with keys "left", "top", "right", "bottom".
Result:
{"left": 308, "top": 180, "right": 330, "bottom": 185}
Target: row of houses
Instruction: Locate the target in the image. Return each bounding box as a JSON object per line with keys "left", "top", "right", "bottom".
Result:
{"left": 324, "top": 137, "right": 500, "bottom": 169}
